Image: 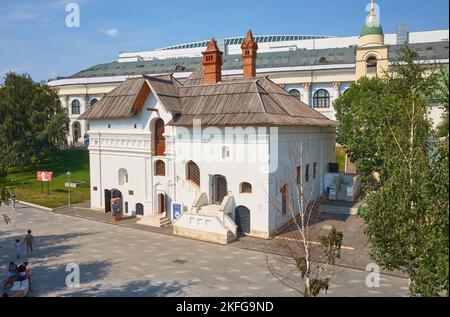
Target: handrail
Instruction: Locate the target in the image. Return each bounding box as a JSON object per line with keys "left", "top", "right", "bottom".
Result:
{"left": 191, "top": 192, "right": 208, "bottom": 213}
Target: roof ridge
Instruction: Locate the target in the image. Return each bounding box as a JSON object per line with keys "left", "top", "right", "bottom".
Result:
{"left": 181, "top": 79, "right": 260, "bottom": 89}
{"left": 257, "top": 78, "right": 291, "bottom": 116}
{"left": 254, "top": 81, "right": 269, "bottom": 114}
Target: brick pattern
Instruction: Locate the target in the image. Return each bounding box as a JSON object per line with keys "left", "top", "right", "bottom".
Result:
{"left": 241, "top": 29, "right": 258, "bottom": 78}
{"left": 202, "top": 38, "right": 223, "bottom": 85}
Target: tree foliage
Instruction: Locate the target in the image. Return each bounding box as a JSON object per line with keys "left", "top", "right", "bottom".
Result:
{"left": 432, "top": 68, "right": 449, "bottom": 138}
{"left": 336, "top": 46, "right": 449, "bottom": 296}
{"left": 0, "top": 73, "right": 69, "bottom": 168}
{"left": 334, "top": 76, "right": 387, "bottom": 179}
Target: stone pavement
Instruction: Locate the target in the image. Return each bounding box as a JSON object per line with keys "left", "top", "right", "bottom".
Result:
{"left": 0, "top": 204, "right": 409, "bottom": 297}
{"left": 53, "top": 203, "right": 391, "bottom": 274}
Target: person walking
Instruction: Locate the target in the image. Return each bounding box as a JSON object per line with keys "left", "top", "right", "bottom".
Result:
{"left": 15, "top": 239, "right": 22, "bottom": 259}
{"left": 10, "top": 192, "right": 16, "bottom": 209}
{"left": 22, "top": 230, "right": 35, "bottom": 257}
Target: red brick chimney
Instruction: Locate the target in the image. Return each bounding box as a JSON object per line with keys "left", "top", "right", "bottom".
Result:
{"left": 241, "top": 29, "right": 258, "bottom": 78}
{"left": 202, "top": 38, "right": 223, "bottom": 85}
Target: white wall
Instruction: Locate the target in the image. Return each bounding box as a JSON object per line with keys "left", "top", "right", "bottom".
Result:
{"left": 268, "top": 126, "right": 336, "bottom": 234}
{"left": 173, "top": 126, "right": 271, "bottom": 235}
{"left": 88, "top": 92, "right": 172, "bottom": 216}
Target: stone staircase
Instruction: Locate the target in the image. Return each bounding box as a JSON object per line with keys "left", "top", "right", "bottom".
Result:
{"left": 199, "top": 204, "right": 221, "bottom": 217}
{"left": 137, "top": 213, "right": 171, "bottom": 228}
{"left": 319, "top": 200, "right": 363, "bottom": 216}
{"left": 173, "top": 194, "right": 238, "bottom": 244}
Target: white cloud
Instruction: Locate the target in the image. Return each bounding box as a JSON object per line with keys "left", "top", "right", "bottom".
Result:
{"left": 101, "top": 28, "right": 120, "bottom": 37}
{"left": 0, "top": 10, "right": 39, "bottom": 26}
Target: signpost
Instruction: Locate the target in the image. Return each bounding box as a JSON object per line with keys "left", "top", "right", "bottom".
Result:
{"left": 66, "top": 171, "right": 72, "bottom": 205}
{"left": 37, "top": 171, "right": 52, "bottom": 195}
{"left": 172, "top": 202, "right": 183, "bottom": 221}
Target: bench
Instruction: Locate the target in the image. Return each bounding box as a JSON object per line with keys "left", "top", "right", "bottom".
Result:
{"left": 9, "top": 279, "right": 29, "bottom": 297}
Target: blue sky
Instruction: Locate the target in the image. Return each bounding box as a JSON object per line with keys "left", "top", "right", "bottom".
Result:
{"left": 0, "top": 0, "right": 448, "bottom": 83}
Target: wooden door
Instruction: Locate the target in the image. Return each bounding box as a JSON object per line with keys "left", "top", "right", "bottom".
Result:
{"left": 158, "top": 194, "right": 165, "bottom": 214}
{"left": 212, "top": 175, "right": 228, "bottom": 205}
{"left": 155, "top": 119, "right": 165, "bottom": 156}
{"left": 235, "top": 206, "right": 251, "bottom": 234}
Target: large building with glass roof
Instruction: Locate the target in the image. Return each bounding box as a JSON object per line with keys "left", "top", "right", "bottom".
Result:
{"left": 48, "top": 3, "right": 449, "bottom": 147}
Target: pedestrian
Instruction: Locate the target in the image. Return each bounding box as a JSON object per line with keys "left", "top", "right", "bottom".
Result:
{"left": 15, "top": 239, "right": 21, "bottom": 259}
{"left": 22, "top": 230, "right": 34, "bottom": 257}
{"left": 10, "top": 192, "right": 16, "bottom": 209}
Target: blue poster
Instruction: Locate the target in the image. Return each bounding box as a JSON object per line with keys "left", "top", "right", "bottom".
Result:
{"left": 172, "top": 202, "right": 182, "bottom": 220}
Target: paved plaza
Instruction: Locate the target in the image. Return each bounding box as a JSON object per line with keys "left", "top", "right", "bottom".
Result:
{"left": 0, "top": 204, "right": 409, "bottom": 297}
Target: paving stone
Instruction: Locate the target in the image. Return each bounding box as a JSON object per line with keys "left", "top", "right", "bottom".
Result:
{"left": 0, "top": 204, "right": 410, "bottom": 297}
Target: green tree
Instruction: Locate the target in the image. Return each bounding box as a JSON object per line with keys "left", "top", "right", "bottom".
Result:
{"left": 0, "top": 73, "right": 69, "bottom": 168}
{"left": 334, "top": 76, "right": 387, "bottom": 180}
{"left": 336, "top": 46, "right": 449, "bottom": 296}
{"left": 432, "top": 68, "right": 449, "bottom": 138}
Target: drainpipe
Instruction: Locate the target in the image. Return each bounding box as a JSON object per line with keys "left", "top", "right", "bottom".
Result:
{"left": 99, "top": 131, "right": 103, "bottom": 209}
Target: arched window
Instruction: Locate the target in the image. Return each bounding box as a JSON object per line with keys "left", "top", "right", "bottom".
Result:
{"left": 154, "top": 119, "right": 166, "bottom": 156}
{"left": 118, "top": 169, "right": 128, "bottom": 186}
{"left": 71, "top": 99, "right": 81, "bottom": 115}
{"left": 289, "top": 89, "right": 301, "bottom": 101}
{"left": 155, "top": 160, "right": 166, "bottom": 176}
{"left": 222, "top": 146, "right": 230, "bottom": 159}
{"left": 187, "top": 161, "right": 200, "bottom": 187}
{"left": 90, "top": 98, "right": 98, "bottom": 108}
{"left": 240, "top": 182, "right": 252, "bottom": 194}
{"left": 313, "top": 89, "right": 330, "bottom": 108}
{"left": 72, "top": 121, "right": 81, "bottom": 143}
{"left": 366, "top": 55, "right": 378, "bottom": 75}
{"left": 136, "top": 203, "right": 144, "bottom": 216}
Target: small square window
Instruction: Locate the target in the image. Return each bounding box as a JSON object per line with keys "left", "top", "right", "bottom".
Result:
{"left": 93, "top": 187, "right": 98, "bottom": 191}
{"left": 129, "top": 190, "right": 134, "bottom": 196}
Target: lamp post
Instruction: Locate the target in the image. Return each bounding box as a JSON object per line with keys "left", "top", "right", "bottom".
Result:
{"left": 66, "top": 171, "right": 72, "bottom": 205}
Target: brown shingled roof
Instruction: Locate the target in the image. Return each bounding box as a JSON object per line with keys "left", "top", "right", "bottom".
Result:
{"left": 81, "top": 68, "right": 336, "bottom": 128}
{"left": 79, "top": 77, "right": 149, "bottom": 120}
{"left": 169, "top": 75, "right": 335, "bottom": 127}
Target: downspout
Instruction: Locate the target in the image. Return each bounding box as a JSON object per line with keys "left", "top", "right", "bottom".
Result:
{"left": 99, "top": 131, "right": 103, "bottom": 209}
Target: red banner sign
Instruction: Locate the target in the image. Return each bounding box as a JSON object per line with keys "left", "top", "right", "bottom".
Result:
{"left": 37, "top": 171, "right": 53, "bottom": 182}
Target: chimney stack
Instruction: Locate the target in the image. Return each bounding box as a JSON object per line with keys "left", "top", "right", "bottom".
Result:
{"left": 241, "top": 29, "right": 258, "bottom": 78}
{"left": 202, "top": 38, "right": 223, "bottom": 85}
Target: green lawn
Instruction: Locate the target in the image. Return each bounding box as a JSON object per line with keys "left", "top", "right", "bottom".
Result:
{"left": 336, "top": 146, "right": 346, "bottom": 172}
{"left": 7, "top": 150, "right": 90, "bottom": 208}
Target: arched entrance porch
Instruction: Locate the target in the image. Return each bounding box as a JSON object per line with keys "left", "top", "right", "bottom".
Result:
{"left": 211, "top": 175, "right": 228, "bottom": 205}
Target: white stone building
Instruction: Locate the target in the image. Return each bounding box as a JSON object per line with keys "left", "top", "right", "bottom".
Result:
{"left": 80, "top": 32, "right": 337, "bottom": 244}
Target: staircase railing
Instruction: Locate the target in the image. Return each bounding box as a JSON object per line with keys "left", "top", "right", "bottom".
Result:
{"left": 191, "top": 192, "right": 208, "bottom": 213}
{"left": 218, "top": 196, "right": 237, "bottom": 237}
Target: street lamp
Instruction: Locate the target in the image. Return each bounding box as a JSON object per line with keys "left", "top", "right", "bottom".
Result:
{"left": 66, "top": 171, "right": 72, "bottom": 205}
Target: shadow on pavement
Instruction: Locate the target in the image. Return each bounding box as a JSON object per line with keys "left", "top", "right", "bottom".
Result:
{"left": 65, "top": 279, "right": 192, "bottom": 297}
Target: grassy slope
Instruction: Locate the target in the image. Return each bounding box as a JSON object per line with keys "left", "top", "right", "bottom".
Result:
{"left": 7, "top": 150, "right": 90, "bottom": 208}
